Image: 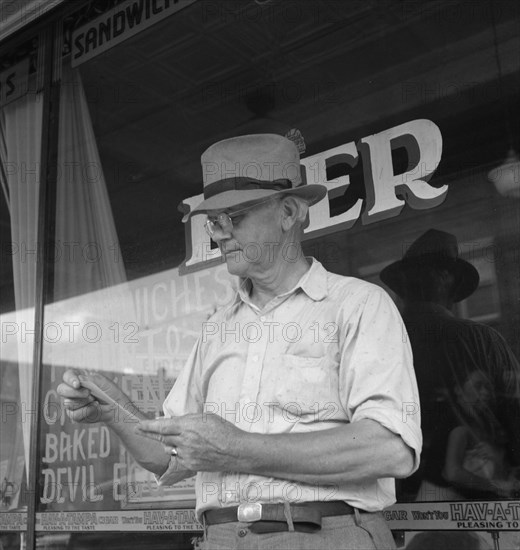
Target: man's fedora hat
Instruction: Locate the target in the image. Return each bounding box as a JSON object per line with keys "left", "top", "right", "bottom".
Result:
{"left": 379, "top": 229, "right": 480, "bottom": 302}
{"left": 182, "top": 133, "right": 327, "bottom": 221}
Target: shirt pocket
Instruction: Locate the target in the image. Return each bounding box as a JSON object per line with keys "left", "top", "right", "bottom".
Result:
{"left": 269, "top": 353, "right": 338, "bottom": 414}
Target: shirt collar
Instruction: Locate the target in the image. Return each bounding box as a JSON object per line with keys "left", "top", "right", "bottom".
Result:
{"left": 233, "top": 257, "right": 328, "bottom": 305}
{"left": 297, "top": 257, "right": 328, "bottom": 301}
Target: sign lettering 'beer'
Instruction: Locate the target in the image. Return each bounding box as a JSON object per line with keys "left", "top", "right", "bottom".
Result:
{"left": 181, "top": 119, "right": 445, "bottom": 273}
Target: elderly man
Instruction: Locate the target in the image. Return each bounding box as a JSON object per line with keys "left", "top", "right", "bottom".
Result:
{"left": 59, "top": 134, "right": 421, "bottom": 549}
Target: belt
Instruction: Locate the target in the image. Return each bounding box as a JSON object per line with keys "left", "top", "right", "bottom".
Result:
{"left": 204, "top": 501, "right": 356, "bottom": 534}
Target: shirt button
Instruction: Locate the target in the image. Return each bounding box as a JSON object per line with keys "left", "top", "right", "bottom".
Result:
{"left": 251, "top": 355, "right": 259, "bottom": 362}
{"left": 259, "top": 316, "right": 266, "bottom": 322}
{"left": 238, "top": 528, "right": 248, "bottom": 537}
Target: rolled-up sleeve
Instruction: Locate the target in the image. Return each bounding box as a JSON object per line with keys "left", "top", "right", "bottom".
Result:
{"left": 339, "top": 287, "right": 422, "bottom": 472}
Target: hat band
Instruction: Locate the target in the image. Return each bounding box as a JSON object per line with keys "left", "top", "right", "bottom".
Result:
{"left": 203, "top": 177, "right": 292, "bottom": 199}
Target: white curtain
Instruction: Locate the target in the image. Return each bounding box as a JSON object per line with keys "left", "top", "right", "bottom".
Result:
{"left": 1, "top": 91, "right": 43, "bottom": 502}
{"left": 44, "top": 63, "right": 135, "bottom": 374}
{"left": 53, "top": 64, "right": 126, "bottom": 296}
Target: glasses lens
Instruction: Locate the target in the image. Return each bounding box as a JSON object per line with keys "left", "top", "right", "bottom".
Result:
{"left": 204, "top": 214, "right": 232, "bottom": 236}
{"left": 204, "top": 220, "right": 215, "bottom": 236}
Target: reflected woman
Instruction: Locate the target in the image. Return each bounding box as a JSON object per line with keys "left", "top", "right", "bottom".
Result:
{"left": 443, "top": 369, "right": 520, "bottom": 498}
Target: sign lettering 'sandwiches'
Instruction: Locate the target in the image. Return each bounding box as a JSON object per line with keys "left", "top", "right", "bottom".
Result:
{"left": 71, "top": 0, "right": 196, "bottom": 67}
{"left": 181, "top": 119, "right": 445, "bottom": 273}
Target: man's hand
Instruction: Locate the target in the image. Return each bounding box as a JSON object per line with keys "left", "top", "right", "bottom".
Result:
{"left": 136, "top": 413, "right": 244, "bottom": 472}
{"left": 58, "top": 370, "right": 178, "bottom": 478}
{"left": 57, "top": 369, "right": 135, "bottom": 425}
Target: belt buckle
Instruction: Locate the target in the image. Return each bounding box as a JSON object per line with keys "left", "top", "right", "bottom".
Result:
{"left": 237, "top": 502, "right": 262, "bottom": 523}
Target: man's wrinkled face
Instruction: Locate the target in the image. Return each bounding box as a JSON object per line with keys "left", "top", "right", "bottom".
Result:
{"left": 208, "top": 199, "right": 283, "bottom": 278}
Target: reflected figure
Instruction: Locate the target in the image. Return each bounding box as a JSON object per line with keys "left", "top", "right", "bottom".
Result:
{"left": 380, "top": 229, "right": 520, "bottom": 501}
{"left": 444, "top": 370, "right": 520, "bottom": 498}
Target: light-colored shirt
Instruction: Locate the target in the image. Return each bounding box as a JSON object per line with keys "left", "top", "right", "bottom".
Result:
{"left": 159, "top": 258, "right": 422, "bottom": 516}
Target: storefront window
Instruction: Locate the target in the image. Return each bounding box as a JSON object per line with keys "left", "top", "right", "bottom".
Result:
{"left": 1, "top": 1, "right": 519, "bottom": 548}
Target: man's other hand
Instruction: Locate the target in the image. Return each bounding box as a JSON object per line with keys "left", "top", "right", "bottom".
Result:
{"left": 136, "top": 413, "right": 243, "bottom": 472}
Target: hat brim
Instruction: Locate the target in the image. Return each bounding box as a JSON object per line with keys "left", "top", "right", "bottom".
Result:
{"left": 181, "top": 184, "right": 327, "bottom": 222}
{"left": 380, "top": 257, "right": 480, "bottom": 302}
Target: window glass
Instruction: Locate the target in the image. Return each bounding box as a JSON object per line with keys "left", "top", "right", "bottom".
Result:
{"left": 30, "top": 0, "right": 520, "bottom": 546}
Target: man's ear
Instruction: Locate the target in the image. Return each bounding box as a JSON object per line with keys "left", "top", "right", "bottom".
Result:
{"left": 279, "top": 197, "right": 300, "bottom": 231}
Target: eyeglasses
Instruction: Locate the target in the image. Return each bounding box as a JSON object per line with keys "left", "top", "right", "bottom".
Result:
{"left": 204, "top": 197, "right": 278, "bottom": 237}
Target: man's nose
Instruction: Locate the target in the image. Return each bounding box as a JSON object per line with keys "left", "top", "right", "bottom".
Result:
{"left": 210, "top": 226, "right": 231, "bottom": 244}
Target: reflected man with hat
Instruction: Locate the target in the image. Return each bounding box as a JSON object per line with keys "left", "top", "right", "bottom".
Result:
{"left": 59, "top": 134, "right": 421, "bottom": 549}
{"left": 380, "top": 229, "right": 520, "bottom": 501}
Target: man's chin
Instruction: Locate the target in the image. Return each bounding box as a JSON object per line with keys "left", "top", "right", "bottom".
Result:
{"left": 224, "top": 251, "right": 248, "bottom": 275}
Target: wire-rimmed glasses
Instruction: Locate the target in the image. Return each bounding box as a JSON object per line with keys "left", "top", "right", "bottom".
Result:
{"left": 203, "top": 197, "right": 277, "bottom": 237}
